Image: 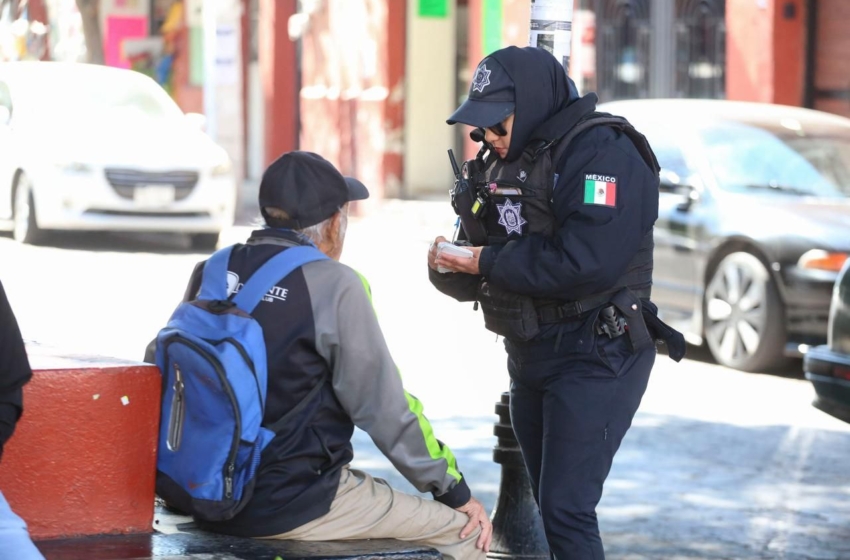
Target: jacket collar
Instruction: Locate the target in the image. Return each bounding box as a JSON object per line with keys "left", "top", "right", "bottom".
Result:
{"left": 247, "top": 228, "right": 316, "bottom": 248}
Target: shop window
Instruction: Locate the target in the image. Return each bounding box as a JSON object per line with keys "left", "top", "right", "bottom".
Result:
{"left": 151, "top": 0, "right": 178, "bottom": 36}
{"left": 596, "top": 0, "right": 651, "bottom": 101}
{"left": 674, "top": 0, "right": 726, "bottom": 99}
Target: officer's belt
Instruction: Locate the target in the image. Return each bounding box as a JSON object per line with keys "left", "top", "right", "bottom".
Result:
{"left": 535, "top": 287, "right": 651, "bottom": 323}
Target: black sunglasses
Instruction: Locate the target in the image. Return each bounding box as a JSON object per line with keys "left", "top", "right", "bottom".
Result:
{"left": 487, "top": 122, "right": 509, "bottom": 137}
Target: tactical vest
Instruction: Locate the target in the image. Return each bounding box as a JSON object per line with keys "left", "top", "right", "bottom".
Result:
{"left": 477, "top": 140, "right": 559, "bottom": 244}
{"left": 467, "top": 112, "right": 661, "bottom": 339}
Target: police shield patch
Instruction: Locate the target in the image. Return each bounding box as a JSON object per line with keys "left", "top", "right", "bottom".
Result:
{"left": 497, "top": 199, "right": 527, "bottom": 236}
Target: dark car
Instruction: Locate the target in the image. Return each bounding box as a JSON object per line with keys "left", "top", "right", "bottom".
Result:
{"left": 599, "top": 99, "right": 850, "bottom": 372}
{"left": 804, "top": 260, "right": 850, "bottom": 423}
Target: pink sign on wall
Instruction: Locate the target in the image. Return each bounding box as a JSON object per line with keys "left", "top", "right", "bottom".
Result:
{"left": 105, "top": 16, "right": 149, "bottom": 68}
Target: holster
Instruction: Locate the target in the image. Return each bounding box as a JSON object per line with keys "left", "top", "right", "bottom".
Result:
{"left": 477, "top": 281, "right": 540, "bottom": 341}
{"left": 641, "top": 300, "right": 687, "bottom": 362}
{"left": 610, "top": 288, "right": 654, "bottom": 352}
{"left": 609, "top": 289, "right": 687, "bottom": 361}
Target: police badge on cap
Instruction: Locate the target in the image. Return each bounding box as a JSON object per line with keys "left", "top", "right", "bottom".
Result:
{"left": 472, "top": 64, "right": 492, "bottom": 93}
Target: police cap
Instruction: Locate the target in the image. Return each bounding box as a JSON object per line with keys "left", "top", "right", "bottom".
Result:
{"left": 447, "top": 57, "right": 515, "bottom": 128}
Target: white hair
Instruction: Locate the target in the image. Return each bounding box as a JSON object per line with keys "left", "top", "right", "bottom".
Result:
{"left": 299, "top": 205, "right": 348, "bottom": 245}
{"left": 261, "top": 204, "right": 348, "bottom": 246}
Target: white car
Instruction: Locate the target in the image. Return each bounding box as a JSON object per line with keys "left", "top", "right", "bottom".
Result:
{"left": 0, "top": 62, "right": 236, "bottom": 249}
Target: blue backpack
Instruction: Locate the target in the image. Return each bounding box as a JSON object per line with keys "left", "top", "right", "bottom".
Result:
{"left": 154, "top": 244, "right": 327, "bottom": 522}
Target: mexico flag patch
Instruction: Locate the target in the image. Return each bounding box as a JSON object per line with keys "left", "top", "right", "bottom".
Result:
{"left": 584, "top": 174, "right": 618, "bottom": 207}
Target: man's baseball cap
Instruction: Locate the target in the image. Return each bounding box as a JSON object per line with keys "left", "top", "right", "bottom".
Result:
{"left": 259, "top": 151, "right": 369, "bottom": 229}
{"left": 447, "top": 57, "right": 515, "bottom": 128}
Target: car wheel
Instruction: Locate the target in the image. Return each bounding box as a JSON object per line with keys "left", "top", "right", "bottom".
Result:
{"left": 703, "top": 251, "right": 787, "bottom": 372}
{"left": 13, "top": 173, "right": 45, "bottom": 245}
{"left": 190, "top": 233, "right": 220, "bottom": 252}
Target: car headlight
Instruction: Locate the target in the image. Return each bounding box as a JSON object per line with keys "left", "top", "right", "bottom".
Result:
{"left": 54, "top": 162, "right": 93, "bottom": 173}
{"left": 797, "top": 249, "right": 848, "bottom": 272}
{"left": 212, "top": 159, "right": 232, "bottom": 177}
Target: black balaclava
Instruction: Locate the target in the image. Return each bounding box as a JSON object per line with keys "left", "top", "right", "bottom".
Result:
{"left": 488, "top": 46, "right": 580, "bottom": 162}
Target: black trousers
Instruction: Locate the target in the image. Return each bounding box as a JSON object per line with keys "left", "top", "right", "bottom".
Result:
{"left": 507, "top": 327, "right": 655, "bottom": 560}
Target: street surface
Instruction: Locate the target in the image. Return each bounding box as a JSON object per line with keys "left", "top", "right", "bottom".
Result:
{"left": 2, "top": 200, "right": 849, "bottom": 559}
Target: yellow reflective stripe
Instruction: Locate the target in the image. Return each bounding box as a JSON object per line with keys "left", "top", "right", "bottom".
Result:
{"left": 405, "top": 391, "right": 463, "bottom": 483}
{"left": 354, "top": 269, "right": 462, "bottom": 483}
{"left": 354, "top": 270, "right": 373, "bottom": 303}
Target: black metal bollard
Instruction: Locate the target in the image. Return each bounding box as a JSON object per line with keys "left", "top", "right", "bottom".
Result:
{"left": 488, "top": 392, "right": 549, "bottom": 559}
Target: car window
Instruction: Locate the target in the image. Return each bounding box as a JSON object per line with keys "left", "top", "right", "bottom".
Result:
{"left": 786, "top": 137, "right": 850, "bottom": 194}
{"left": 636, "top": 124, "right": 696, "bottom": 185}
{"left": 700, "top": 122, "right": 850, "bottom": 198}
{"left": 653, "top": 140, "right": 692, "bottom": 182}
{"left": 12, "top": 69, "right": 183, "bottom": 122}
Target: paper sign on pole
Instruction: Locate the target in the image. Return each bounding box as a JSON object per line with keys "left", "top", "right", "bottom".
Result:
{"left": 215, "top": 25, "right": 239, "bottom": 85}
{"left": 529, "top": 0, "right": 573, "bottom": 71}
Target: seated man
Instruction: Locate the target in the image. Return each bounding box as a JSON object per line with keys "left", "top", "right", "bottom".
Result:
{"left": 0, "top": 280, "right": 45, "bottom": 560}
{"left": 170, "top": 151, "right": 491, "bottom": 559}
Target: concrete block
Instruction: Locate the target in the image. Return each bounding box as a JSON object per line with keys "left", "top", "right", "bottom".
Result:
{"left": 0, "top": 344, "right": 161, "bottom": 540}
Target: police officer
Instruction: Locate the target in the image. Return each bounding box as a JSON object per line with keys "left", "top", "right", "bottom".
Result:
{"left": 428, "top": 47, "right": 684, "bottom": 559}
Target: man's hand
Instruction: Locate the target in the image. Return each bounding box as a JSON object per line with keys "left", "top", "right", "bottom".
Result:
{"left": 428, "top": 236, "right": 449, "bottom": 271}
{"left": 436, "top": 246, "right": 483, "bottom": 275}
{"left": 455, "top": 496, "right": 493, "bottom": 552}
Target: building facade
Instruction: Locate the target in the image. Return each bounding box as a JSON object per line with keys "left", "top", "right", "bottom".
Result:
{"left": 6, "top": 0, "right": 850, "bottom": 198}
{"left": 582, "top": 0, "right": 850, "bottom": 122}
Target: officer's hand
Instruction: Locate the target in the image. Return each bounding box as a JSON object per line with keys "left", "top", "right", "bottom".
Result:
{"left": 435, "top": 246, "right": 482, "bottom": 275}
{"left": 455, "top": 496, "right": 492, "bottom": 552}
{"left": 428, "top": 236, "right": 449, "bottom": 271}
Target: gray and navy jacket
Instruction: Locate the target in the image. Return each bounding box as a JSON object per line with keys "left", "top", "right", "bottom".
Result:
{"left": 186, "top": 229, "right": 470, "bottom": 537}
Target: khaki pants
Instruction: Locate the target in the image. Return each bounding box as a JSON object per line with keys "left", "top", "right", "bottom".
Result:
{"left": 267, "top": 467, "right": 485, "bottom": 560}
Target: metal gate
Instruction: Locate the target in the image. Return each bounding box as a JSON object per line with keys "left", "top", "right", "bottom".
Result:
{"left": 673, "top": 0, "right": 726, "bottom": 99}
{"left": 807, "top": 0, "right": 850, "bottom": 117}
{"left": 595, "top": 0, "right": 652, "bottom": 101}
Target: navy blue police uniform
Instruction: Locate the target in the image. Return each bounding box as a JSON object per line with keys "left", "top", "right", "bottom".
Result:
{"left": 430, "top": 47, "right": 684, "bottom": 560}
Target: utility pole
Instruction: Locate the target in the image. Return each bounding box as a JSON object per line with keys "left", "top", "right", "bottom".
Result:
{"left": 529, "top": 0, "right": 573, "bottom": 71}
{"left": 75, "top": 0, "right": 105, "bottom": 64}
{"left": 202, "top": 0, "right": 218, "bottom": 142}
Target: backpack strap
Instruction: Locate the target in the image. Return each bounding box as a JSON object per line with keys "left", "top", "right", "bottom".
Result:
{"left": 528, "top": 93, "right": 599, "bottom": 155}
{"left": 232, "top": 246, "right": 328, "bottom": 314}
{"left": 198, "top": 246, "right": 235, "bottom": 301}
{"left": 551, "top": 113, "right": 661, "bottom": 176}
